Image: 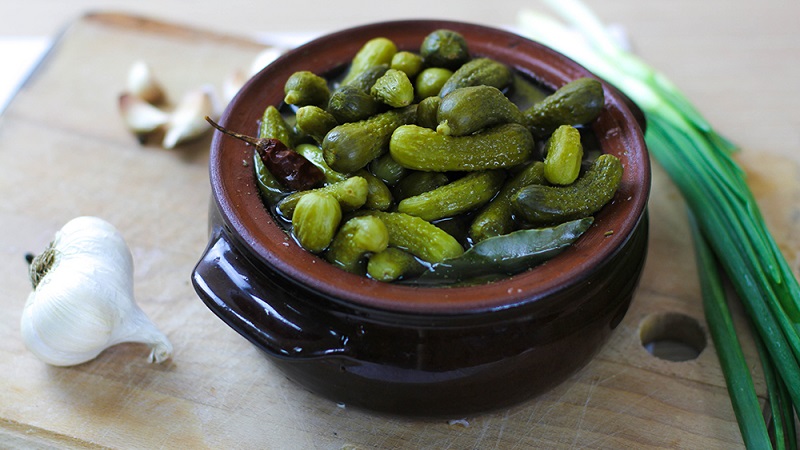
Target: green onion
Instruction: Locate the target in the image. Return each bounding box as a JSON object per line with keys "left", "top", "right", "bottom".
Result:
{"left": 689, "top": 211, "right": 770, "bottom": 448}
{"left": 517, "top": 0, "right": 800, "bottom": 446}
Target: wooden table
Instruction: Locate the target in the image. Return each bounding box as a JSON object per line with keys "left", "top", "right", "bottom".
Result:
{"left": 1, "top": 2, "right": 799, "bottom": 448}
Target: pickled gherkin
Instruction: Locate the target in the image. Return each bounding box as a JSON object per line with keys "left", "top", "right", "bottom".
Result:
{"left": 513, "top": 154, "right": 623, "bottom": 225}
{"left": 245, "top": 30, "right": 624, "bottom": 286}
{"left": 292, "top": 192, "right": 342, "bottom": 253}
{"left": 397, "top": 170, "right": 506, "bottom": 221}
{"left": 325, "top": 215, "right": 389, "bottom": 273}
{"left": 389, "top": 123, "right": 533, "bottom": 172}
{"left": 543, "top": 125, "right": 583, "bottom": 185}
{"left": 523, "top": 77, "right": 605, "bottom": 137}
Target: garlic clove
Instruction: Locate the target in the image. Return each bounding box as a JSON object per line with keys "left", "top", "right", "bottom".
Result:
{"left": 248, "top": 47, "right": 285, "bottom": 77}
{"left": 126, "top": 60, "right": 167, "bottom": 105}
{"left": 162, "top": 85, "right": 218, "bottom": 149}
{"left": 222, "top": 69, "right": 247, "bottom": 106}
{"left": 22, "top": 216, "right": 172, "bottom": 367}
{"left": 119, "top": 93, "right": 170, "bottom": 139}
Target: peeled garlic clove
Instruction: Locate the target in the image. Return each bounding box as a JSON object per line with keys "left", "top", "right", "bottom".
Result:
{"left": 162, "top": 85, "right": 218, "bottom": 149}
{"left": 127, "top": 60, "right": 167, "bottom": 105}
{"left": 119, "top": 93, "right": 170, "bottom": 138}
{"left": 22, "top": 216, "right": 173, "bottom": 367}
{"left": 248, "top": 47, "right": 285, "bottom": 77}
{"left": 222, "top": 69, "right": 247, "bottom": 106}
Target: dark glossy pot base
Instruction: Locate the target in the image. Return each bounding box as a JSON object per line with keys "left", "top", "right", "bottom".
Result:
{"left": 194, "top": 207, "right": 648, "bottom": 417}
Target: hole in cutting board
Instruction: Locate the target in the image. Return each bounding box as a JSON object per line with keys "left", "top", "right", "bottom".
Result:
{"left": 639, "top": 312, "right": 706, "bottom": 362}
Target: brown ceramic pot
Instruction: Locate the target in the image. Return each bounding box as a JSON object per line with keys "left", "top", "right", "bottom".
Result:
{"left": 192, "top": 20, "right": 651, "bottom": 417}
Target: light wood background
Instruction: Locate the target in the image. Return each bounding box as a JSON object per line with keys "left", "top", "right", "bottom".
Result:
{"left": 1, "top": 1, "right": 799, "bottom": 448}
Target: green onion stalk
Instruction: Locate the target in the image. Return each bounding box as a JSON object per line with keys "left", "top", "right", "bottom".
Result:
{"left": 516, "top": 0, "right": 800, "bottom": 446}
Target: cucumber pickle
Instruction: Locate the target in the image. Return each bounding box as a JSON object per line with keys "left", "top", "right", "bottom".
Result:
{"left": 246, "top": 29, "right": 623, "bottom": 285}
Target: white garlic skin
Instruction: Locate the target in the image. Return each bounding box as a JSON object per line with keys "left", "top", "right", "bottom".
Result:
{"left": 126, "top": 60, "right": 167, "bottom": 105}
{"left": 21, "top": 217, "right": 173, "bottom": 366}
{"left": 162, "top": 84, "right": 218, "bottom": 149}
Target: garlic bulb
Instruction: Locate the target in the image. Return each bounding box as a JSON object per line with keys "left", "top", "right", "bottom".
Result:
{"left": 22, "top": 216, "right": 173, "bottom": 366}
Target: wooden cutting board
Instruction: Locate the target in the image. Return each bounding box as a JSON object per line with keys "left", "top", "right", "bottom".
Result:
{"left": 1, "top": 12, "right": 798, "bottom": 449}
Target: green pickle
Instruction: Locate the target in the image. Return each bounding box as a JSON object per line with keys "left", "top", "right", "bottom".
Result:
{"left": 524, "top": 77, "right": 605, "bottom": 137}
{"left": 277, "top": 176, "right": 369, "bottom": 218}
{"left": 513, "top": 154, "right": 623, "bottom": 225}
{"left": 438, "top": 57, "right": 513, "bottom": 97}
{"left": 326, "top": 216, "right": 389, "bottom": 274}
{"left": 393, "top": 171, "right": 450, "bottom": 201}
{"left": 390, "top": 51, "right": 424, "bottom": 78}
{"left": 259, "top": 105, "right": 296, "bottom": 148}
{"left": 292, "top": 192, "right": 342, "bottom": 253}
{"left": 323, "top": 105, "right": 417, "bottom": 173}
{"left": 397, "top": 170, "right": 506, "bottom": 221}
{"left": 390, "top": 123, "right": 533, "bottom": 172}
{"left": 469, "top": 161, "right": 547, "bottom": 242}
{"left": 340, "top": 37, "right": 397, "bottom": 86}
{"left": 367, "top": 247, "right": 425, "bottom": 282}
{"left": 369, "top": 153, "right": 408, "bottom": 186}
{"left": 371, "top": 69, "right": 414, "bottom": 108}
{"left": 419, "top": 29, "right": 470, "bottom": 70}
{"left": 436, "top": 85, "right": 525, "bottom": 136}
{"left": 295, "top": 105, "right": 338, "bottom": 144}
{"left": 247, "top": 30, "right": 622, "bottom": 285}
{"left": 284, "top": 71, "right": 330, "bottom": 107}
{"left": 415, "top": 67, "right": 453, "bottom": 99}
{"left": 543, "top": 125, "right": 584, "bottom": 185}
{"left": 416, "top": 95, "right": 442, "bottom": 129}
{"left": 295, "top": 143, "right": 349, "bottom": 184}
{"left": 359, "top": 211, "right": 464, "bottom": 264}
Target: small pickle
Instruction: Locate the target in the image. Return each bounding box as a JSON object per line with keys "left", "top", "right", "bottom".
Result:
{"left": 419, "top": 29, "right": 470, "bottom": 70}
{"left": 369, "top": 152, "right": 408, "bottom": 186}
{"left": 436, "top": 85, "right": 525, "bottom": 136}
{"left": 416, "top": 96, "right": 442, "bottom": 129}
{"left": 341, "top": 37, "right": 397, "bottom": 86}
{"left": 389, "top": 123, "right": 533, "bottom": 172}
{"left": 295, "top": 105, "right": 338, "bottom": 144}
{"left": 284, "top": 71, "right": 330, "bottom": 107}
{"left": 327, "top": 85, "right": 381, "bottom": 124}
{"left": 371, "top": 69, "right": 414, "bottom": 108}
{"left": 292, "top": 192, "right": 342, "bottom": 253}
{"left": 512, "top": 154, "right": 623, "bottom": 225}
{"left": 543, "top": 125, "right": 583, "bottom": 185}
{"left": 438, "top": 58, "right": 513, "bottom": 98}
{"left": 523, "top": 77, "right": 605, "bottom": 137}
{"left": 327, "top": 64, "right": 389, "bottom": 123}
{"left": 415, "top": 67, "right": 453, "bottom": 99}
{"left": 367, "top": 247, "right": 425, "bottom": 282}
{"left": 277, "top": 176, "right": 369, "bottom": 218}
{"left": 253, "top": 151, "right": 285, "bottom": 205}
{"left": 259, "top": 105, "right": 296, "bottom": 147}
{"left": 390, "top": 51, "right": 424, "bottom": 78}
{"left": 469, "top": 161, "right": 546, "bottom": 242}
{"left": 397, "top": 170, "right": 506, "bottom": 221}
{"left": 325, "top": 216, "right": 389, "bottom": 273}
{"left": 393, "top": 171, "right": 450, "bottom": 201}
{"left": 295, "top": 143, "right": 349, "bottom": 184}
{"left": 323, "top": 105, "right": 417, "bottom": 173}
{"left": 358, "top": 211, "right": 464, "bottom": 263}
{"left": 356, "top": 169, "right": 394, "bottom": 210}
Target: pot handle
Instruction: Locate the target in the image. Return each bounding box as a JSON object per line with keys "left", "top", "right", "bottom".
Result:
{"left": 192, "top": 230, "right": 352, "bottom": 360}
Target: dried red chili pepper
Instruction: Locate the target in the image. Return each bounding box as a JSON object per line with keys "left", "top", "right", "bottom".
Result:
{"left": 206, "top": 117, "right": 324, "bottom": 191}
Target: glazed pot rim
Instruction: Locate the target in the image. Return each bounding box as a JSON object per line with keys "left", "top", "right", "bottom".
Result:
{"left": 209, "top": 19, "right": 651, "bottom": 316}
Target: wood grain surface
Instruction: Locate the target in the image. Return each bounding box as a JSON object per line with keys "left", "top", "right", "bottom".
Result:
{"left": 1, "top": 7, "right": 799, "bottom": 449}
